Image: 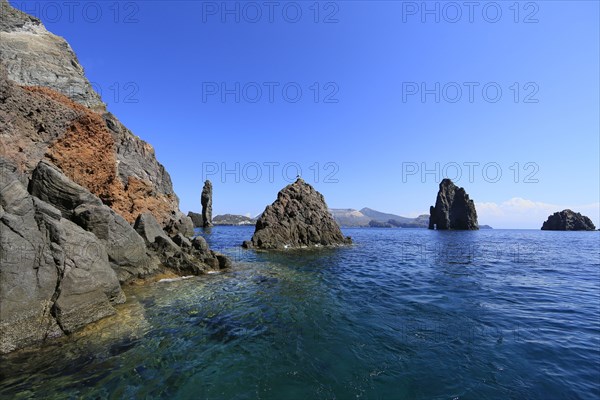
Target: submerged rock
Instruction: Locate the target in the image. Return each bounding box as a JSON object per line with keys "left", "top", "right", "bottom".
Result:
{"left": 428, "top": 179, "right": 479, "bottom": 230}
{"left": 243, "top": 178, "right": 352, "bottom": 249}
{"left": 201, "top": 180, "right": 213, "bottom": 227}
{"left": 541, "top": 210, "right": 596, "bottom": 231}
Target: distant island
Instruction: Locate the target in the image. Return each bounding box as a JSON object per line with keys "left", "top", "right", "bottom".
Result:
{"left": 203, "top": 207, "right": 492, "bottom": 229}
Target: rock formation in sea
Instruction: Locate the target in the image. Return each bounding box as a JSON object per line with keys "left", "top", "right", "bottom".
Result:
{"left": 0, "top": 2, "right": 229, "bottom": 353}
{"left": 541, "top": 209, "right": 596, "bottom": 231}
{"left": 242, "top": 178, "right": 352, "bottom": 249}
{"left": 201, "top": 180, "right": 213, "bottom": 227}
{"left": 428, "top": 179, "right": 479, "bottom": 230}
{"left": 188, "top": 211, "right": 204, "bottom": 228}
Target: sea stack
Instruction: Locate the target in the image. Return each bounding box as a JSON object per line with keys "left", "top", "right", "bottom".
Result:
{"left": 541, "top": 209, "right": 596, "bottom": 231}
{"left": 428, "top": 179, "right": 479, "bottom": 230}
{"left": 242, "top": 178, "right": 352, "bottom": 249}
{"left": 201, "top": 180, "right": 213, "bottom": 227}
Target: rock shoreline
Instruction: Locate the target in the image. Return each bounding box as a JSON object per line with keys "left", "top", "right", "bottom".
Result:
{"left": 0, "top": 1, "right": 230, "bottom": 354}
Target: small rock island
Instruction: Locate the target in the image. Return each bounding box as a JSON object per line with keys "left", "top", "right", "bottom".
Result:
{"left": 541, "top": 209, "right": 596, "bottom": 231}
{"left": 429, "top": 179, "right": 479, "bottom": 230}
{"left": 243, "top": 178, "right": 352, "bottom": 249}
{"left": 201, "top": 180, "right": 213, "bottom": 228}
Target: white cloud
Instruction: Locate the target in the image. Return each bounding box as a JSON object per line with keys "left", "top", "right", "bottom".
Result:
{"left": 476, "top": 198, "right": 600, "bottom": 229}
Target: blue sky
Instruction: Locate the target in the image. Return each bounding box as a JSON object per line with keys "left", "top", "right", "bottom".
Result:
{"left": 12, "top": 1, "right": 599, "bottom": 228}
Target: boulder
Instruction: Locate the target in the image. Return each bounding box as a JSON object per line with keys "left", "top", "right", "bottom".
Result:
{"left": 428, "top": 179, "right": 479, "bottom": 230}
{"left": 541, "top": 209, "right": 596, "bottom": 231}
{"left": 164, "top": 212, "right": 195, "bottom": 237}
{"left": 29, "top": 160, "right": 102, "bottom": 217}
{"left": 72, "top": 204, "right": 159, "bottom": 282}
{"left": 243, "top": 178, "right": 352, "bottom": 249}
{"left": 29, "top": 160, "right": 159, "bottom": 282}
{"left": 191, "top": 236, "right": 209, "bottom": 253}
{"left": 201, "top": 180, "right": 213, "bottom": 227}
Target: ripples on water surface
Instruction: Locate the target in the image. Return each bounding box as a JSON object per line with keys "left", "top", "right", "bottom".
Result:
{"left": 1, "top": 227, "right": 599, "bottom": 399}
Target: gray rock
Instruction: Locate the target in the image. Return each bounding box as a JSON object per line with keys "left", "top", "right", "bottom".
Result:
{"left": 29, "top": 160, "right": 102, "bottom": 218}
{"left": 165, "top": 212, "right": 195, "bottom": 237}
{"left": 172, "top": 232, "right": 192, "bottom": 250}
{"left": 135, "top": 212, "right": 174, "bottom": 246}
{"left": 428, "top": 179, "right": 479, "bottom": 230}
{"left": 0, "top": 159, "right": 123, "bottom": 353}
{"left": 192, "top": 236, "right": 209, "bottom": 253}
{"left": 0, "top": 0, "right": 105, "bottom": 110}
{"left": 541, "top": 209, "right": 596, "bottom": 231}
{"left": 188, "top": 211, "right": 204, "bottom": 228}
{"left": 201, "top": 180, "right": 213, "bottom": 227}
{"left": 243, "top": 178, "right": 352, "bottom": 249}
{"left": 73, "top": 204, "right": 159, "bottom": 282}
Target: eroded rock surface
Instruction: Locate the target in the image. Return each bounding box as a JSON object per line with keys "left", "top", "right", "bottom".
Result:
{"left": 428, "top": 179, "right": 479, "bottom": 230}
{"left": 201, "top": 180, "right": 213, "bottom": 227}
{"left": 0, "top": 158, "right": 124, "bottom": 353}
{"left": 243, "top": 178, "right": 352, "bottom": 250}
{"left": 541, "top": 210, "right": 596, "bottom": 231}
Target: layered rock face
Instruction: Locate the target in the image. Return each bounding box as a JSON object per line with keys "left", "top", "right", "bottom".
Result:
{"left": 541, "top": 210, "right": 596, "bottom": 231}
{"left": 243, "top": 178, "right": 352, "bottom": 249}
{"left": 0, "top": 158, "right": 124, "bottom": 354}
{"left": 1, "top": 157, "right": 230, "bottom": 354}
{"left": 0, "top": 0, "right": 104, "bottom": 110}
{"left": 0, "top": 1, "right": 192, "bottom": 232}
{"left": 201, "top": 180, "right": 213, "bottom": 227}
{"left": 0, "top": 3, "right": 230, "bottom": 353}
{"left": 428, "top": 179, "right": 479, "bottom": 230}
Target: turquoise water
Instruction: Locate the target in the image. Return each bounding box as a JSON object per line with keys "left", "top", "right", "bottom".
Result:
{"left": 1, "top": 227, "right": 599, "bottom": 399}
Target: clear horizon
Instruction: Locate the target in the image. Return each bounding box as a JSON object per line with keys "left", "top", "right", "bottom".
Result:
{"left": 11, "top": 0, "right": 599, "bottom": 229}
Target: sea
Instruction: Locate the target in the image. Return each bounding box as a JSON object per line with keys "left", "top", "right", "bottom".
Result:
{"left": 1, "top": 227, "right": 599, "bottom": 399}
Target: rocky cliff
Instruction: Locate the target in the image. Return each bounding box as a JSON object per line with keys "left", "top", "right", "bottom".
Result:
{"left": 541, "top": 210, "right": 596, "bottom": 231}
{"left": 0, "top": 1, "right": 191, "bottom": 231}
{"left": 0, "top": 0, "right": 104, "bottom": 110}
{"left": 0, "top": 2, "right": 228, "bottom": 353}
{"left": 243, "top": 178, "right": 352, "bottom": 249}
{"left": 428, "top": 179, "right": 479, "bottom": 230}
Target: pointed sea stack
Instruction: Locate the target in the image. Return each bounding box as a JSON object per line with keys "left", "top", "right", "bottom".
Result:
{"left": 541, "top": 209, "right": 596, "bottom": 231}
{"left": 429, "top": 179, "right": 479, "bottom": 230}
{"left": 201, "top": 180, "right": 213, "bottom": 227}
{"left": 242, "top": 178, "right": 352, "bottom": 249}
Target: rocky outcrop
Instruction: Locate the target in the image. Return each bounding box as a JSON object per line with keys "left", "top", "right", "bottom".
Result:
{"left": 0, "top": 1, "right": 232, "bottom": 353}
{"left": 201, "top": 180, "right": 213, "bottom": 227}
{"left": 0, "top": 157, "right": 124, "bottom": 354}
{"left": 541, "top": 210, "right": 596, "bottom": 231}
{"left": 134, "top": 213, "right": 230, "bottom": 274}
{"left": 242, "top": 178, "right": 352, "bottom": 249}
{"left": 0, "top": 1, "right": 192, "bottom": 233}
{"left": 0, "top": 0, "right": 104, "bottom": 110}
{"left": 188, "top": 211, "right": 204, "bottom": 228}
{"left": 428, "top": 179, "right": 479, "bottom": 230}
